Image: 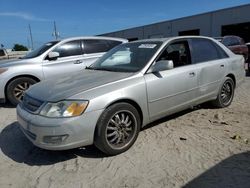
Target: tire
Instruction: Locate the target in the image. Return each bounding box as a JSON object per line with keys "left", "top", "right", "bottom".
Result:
{"left": 212, "top": 77, "right": 235, "bottom": 108}
{"left": 94, "top": 103, "right": 141, "bottom": 155}
{"left": 6, "top": 77, "right": 37, "bottom": 106}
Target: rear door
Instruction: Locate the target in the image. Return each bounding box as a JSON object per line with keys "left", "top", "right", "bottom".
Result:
{"left": 189, "top": 38, "right": 228, "bottom": 100}
{"left": 145, "top": 40, "right": 199, "bottom": 120}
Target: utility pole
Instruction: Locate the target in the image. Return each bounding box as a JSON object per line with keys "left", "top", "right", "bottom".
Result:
{"left": 28, "top": 24, "right": 34, "bottom": 50}
{"left": 27, "top": 37, "right": 30, "bottom": 50}
{"left": 52, "top": 21, "right": 60, "bottom": 40}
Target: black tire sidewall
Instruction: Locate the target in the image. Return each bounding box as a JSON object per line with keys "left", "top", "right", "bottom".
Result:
{"left": 217, "top": 77, "right": 235, "bottom": 108}
{"left": 94, "top": 103, "right": 141, "bottom": 155}
{"left": 6, "top": 77, "right": 37, "bottom": 106}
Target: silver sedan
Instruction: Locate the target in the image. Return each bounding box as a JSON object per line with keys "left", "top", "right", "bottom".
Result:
{"left": 17, "top": 36, "right": 245, "bottom": 155}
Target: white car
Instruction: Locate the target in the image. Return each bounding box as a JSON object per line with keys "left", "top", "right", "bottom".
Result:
{"left": 0, "top": 36, "right": 127, "bottom": 105}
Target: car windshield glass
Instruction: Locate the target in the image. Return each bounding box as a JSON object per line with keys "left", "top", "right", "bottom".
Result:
{"left": 89, "top": 41, "right": 162, "bottom": 72}
{"left": 22, "top": 41, "right": 59, "bottom": 59}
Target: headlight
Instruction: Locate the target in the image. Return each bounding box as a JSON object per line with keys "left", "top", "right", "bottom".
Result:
{"left": 40, "top": 100, "right": 88, "bottom": 118}
{"left": 0, "top": 68, "right": 8, "bottom": 74}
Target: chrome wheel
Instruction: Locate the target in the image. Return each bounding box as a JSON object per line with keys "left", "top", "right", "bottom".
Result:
{"left": 7, "top": 77, "right": 37, "bottom": 106}
{"left": 13, "top": 82, "right": 31, "bottom": 101}
{"left": 220, "top": 80, "right": 233, "bottom": 106}
{"left": 95, "top": 103, "right": 140, "bottom": 155}
{"left": 106, "top": 110, "right": 137, "bottom": 150}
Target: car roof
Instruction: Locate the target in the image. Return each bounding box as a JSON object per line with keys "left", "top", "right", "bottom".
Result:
{"left": 57, "top": 36, "right": 128, "bottom": 43}
{"left": 129, "top": 35, "right": 216, "bottom": 44}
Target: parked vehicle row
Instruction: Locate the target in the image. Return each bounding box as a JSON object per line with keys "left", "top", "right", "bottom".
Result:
{"left": 0, "top": 49, "right": 27, "bottom": 60}
{"left": 0, "top": 36, "right": 127, "bottom": 105}
{"left": 16, "top": 36, "right": 245, "bottom": 155}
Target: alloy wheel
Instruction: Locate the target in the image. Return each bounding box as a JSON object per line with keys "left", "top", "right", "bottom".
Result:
{"left": 220, "top": 80, "right": 233, "bottom": 106}
{"left": 105, "top": 110, "right": 137, "bottom": 150}
{"left": 13, "top": 82, "right": 31, "bottom": 101}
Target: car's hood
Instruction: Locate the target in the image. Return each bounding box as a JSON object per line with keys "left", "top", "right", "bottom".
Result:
{"left": 0, "top": 58, "right": 35, "bottom": 67}
{"left": 27, "top": 70, "right": 134, "bottom": 102}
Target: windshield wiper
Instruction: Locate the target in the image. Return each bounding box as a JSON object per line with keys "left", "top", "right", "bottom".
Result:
{"left": 85, "top": 66, "right": 113, "bottom": 71}
{"left": 85, "top": 66, "right": 95, "bottom": 70}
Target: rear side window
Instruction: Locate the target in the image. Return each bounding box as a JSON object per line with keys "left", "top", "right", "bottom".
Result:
{"left": 52, "top": 40, "right": 82, "bottom": 58}
{"left": 191, "top": 38, "right": 227, "bottom": 63}
{"left": 83, "top": 39, "right": 121, "bottom": 54}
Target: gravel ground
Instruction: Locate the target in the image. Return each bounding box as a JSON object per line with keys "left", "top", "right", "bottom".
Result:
{"left": 0, "top": 76, "right": 250, "bottom": 188}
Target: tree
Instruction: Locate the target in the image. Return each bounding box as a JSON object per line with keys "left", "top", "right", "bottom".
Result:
{"left": 12, "top": 44, "right": 28, "bottom": 51}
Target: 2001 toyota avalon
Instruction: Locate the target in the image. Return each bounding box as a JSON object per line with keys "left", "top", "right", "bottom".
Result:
{"left": 17, "top": 36, "right": 245, "bottom": 155}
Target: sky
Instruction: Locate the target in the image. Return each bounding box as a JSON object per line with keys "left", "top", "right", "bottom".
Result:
{"left": 0, "top": 0, "right": 249, "bottom": 49}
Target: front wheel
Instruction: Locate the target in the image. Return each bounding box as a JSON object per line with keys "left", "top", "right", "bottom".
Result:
{"left": 94, "top": 103, "right": 141, "bottom": 155}
{"left": 212, "top": 77, "right": 235, "bottom": 108}
{"left": 6, "top": 77, "right": 37, "bottom": 106}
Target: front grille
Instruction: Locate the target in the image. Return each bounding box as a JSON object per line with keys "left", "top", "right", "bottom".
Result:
{"left": 22, "top": 94, "right": 44, "bottom": 113}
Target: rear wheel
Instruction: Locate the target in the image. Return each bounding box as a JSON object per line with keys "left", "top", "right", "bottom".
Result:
{"left": 212, "top": 77, "right": 235, "bottom": 108}
{"left": 94, "top": 103, "right": 140, "bottom": 155}
{"left": 6, "top": 77, "right": 37, "bottom": 106}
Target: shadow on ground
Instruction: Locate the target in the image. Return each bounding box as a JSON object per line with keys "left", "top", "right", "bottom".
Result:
{"left": 0, "top": 105, "right": 213, "bottom": 166}
{"left": 183, "top": 151, "right": 250, "bottom": 188}
{"left": 0, "top": 103, "right": 15, "bottom": 108}
{"left": 0, "top": 122, "right": 107, "bottom": 166}
{"left": 246, "top": 71, "right": 250, "bottom": 77}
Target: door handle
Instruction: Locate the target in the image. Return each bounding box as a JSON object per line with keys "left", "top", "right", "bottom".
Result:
{"left": 189, "top": 72, "right": 195, "bottom": 77}
{"left": 220, "top": 64, "right": 225, "bottom": 67}
{"left": 74, "top": 60, "right": 83, "bottom": 64}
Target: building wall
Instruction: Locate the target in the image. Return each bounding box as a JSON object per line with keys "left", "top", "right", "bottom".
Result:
{"left": 101, "top": 4, "right": 250, "bottom": 40}
{"left": 211, "top": 5, "right": 250, "bottom": 36}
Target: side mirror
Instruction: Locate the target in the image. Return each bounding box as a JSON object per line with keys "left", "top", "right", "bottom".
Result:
{"left": 47, "top": 51, "right": 59, "bottom": 60}
{"left": 150, "top": 60, "right": 174, "bottom": 73}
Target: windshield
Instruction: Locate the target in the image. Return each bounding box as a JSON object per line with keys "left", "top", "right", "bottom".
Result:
{"left": 22, "top": 41, "right": 59, "bottom": 59}
{"left": 88, "top": 41, "right": 162, "bottom": 72}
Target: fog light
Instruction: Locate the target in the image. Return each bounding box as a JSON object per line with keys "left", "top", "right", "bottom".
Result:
{"left": 43, "top": 135, "right": 69, "bottom": 144}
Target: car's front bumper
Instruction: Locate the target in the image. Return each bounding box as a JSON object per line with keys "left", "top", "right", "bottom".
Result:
{"left": 16, "top": 105, "right": 103, "bottom": 150}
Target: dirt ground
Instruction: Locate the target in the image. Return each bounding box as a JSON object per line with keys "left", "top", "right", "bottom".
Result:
{"left": 0, "top": 76, "right": 250, "bottom": 188}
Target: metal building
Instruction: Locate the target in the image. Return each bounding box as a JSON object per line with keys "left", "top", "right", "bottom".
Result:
{"left": 101, "top": 4, "right": 250, "bottom": 42}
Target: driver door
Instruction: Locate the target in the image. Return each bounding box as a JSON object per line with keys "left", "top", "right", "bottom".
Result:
{"left": 42, "top": 40, "right": 86, "bottom": 79}
{"left": 144, "top": 40, "right": 199, "bottom": 121}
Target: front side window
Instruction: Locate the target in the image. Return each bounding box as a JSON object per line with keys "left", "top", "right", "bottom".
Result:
{"left": 191, "top": 38, "right": 225, "bottom": 63}
{"left": 157, "top": 40, "right": 191, "bottom": 67}
{"left": 88, "top": 42, "right": 162, "bottom": 72}
{"left": 52, "top": 40, "right": 82, "bottom": 58}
